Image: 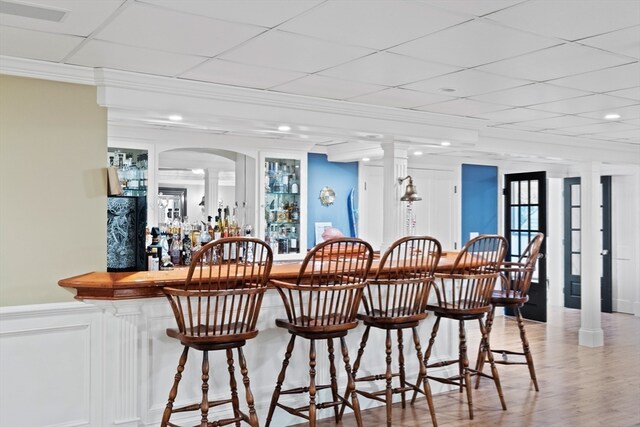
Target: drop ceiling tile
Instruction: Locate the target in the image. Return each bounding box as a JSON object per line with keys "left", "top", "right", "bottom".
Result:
{"left": 531, "top": 94, "right": 637, "bottom": 115}
{"left": 488, "top": 0, "right": 640, "bottom": 41}
{"left": 512, "top": 115, "right": 602, "bottom": 130}
{"left": 180, "top": 59, "right": 306, "bottom": 89}
{"left": 270, "top": 75, "right": 385, "bottom": 100}
{"left": 579, "top": 25, "right": 640, "bottom": 59}
{"left": 348, "top": 88, "right": 454, "bottom": 109}
{"left": 606, "top": 87, "right": 640, "bottom": 102}
{"left": 390, "top": 19, "right": 559, "bottom": 68}
{"left": 219, "top": 30, "right": 374, "bottom": 73}
{"left": 0, "top": 26, "right": 84, "bottom": 62}
{"left": 0, "top": 0, "right": 123, "bottom": 37}
{"left": 478, "top": 43, "right": 632, "bottom": 82}
{"left": 422, "top": 0, "right": 524, "bottom": 17}
{"left": 601, "top": 129, "right": 640, "bottom": 141}
{"left": 402, "top": 69, "right": 530, "bottom": 97}
{"left": 416, "top": 98, "right": 508, "bottom": 116}
{"left": 577, "top": 103, "right": 640, "bottom": 121}
{"left": 278, "top": 0, "right": 468, "bottom": 50}
{"left": 95, "top": 2, "right": 265, "bottom": 57}
{"left": 474, "top": 107, "right": 559, "bottom": 123}
{"left": 559, "top": 121, "right": 637, "bottom": 135}
{"left": 547, "top": 63, "right": 640, "bottom": 93}
{"left": 68, "top": 40, "right": 206, "bottom": 76}
{"left": 470, "top": 83, "right": 588, "bottom": 107}
{"left": 138, "top": 0, "right": 322, "bottom": 28}
{"left": 319, "top": 52, "right": 460, "bottom": 86}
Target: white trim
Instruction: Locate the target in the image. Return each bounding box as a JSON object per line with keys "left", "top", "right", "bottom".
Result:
{"left": 0, "top": 55, "right": 95, "bottom": 85}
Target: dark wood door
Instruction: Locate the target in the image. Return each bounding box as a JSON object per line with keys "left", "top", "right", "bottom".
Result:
{"left": 563, "top": 177, "right": 612, "bottom": 312}
{"left": 504, "top": 171, "right": 547, "bottom": 322}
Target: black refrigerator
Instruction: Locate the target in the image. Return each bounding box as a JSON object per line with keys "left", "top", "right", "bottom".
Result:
{"left": 107, "top": 195, "right": 147, "bottom": 272}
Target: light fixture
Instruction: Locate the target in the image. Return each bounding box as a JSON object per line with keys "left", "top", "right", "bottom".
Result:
{"left": 278, "top": 124, "right": 291, "bottom": 132}
{"left": 604, "top": 113, "right": 621, "bottom": 120}
{"left": 440, "top": 141, "right": 451, "bottom": 146}
{"left": 413, "top": 151, "right": 423, "bottom": 156}
{"left": 168, "top": 114, "right": 183, "bottom": 121}
{"left": 192, "top": 168, "right": 204, "bottom": 175}
{"left": 362, "top": 157, "right": 370, "bottom": 162}
{"left": 398, "top": 175, "right": 421, "bottom": 202}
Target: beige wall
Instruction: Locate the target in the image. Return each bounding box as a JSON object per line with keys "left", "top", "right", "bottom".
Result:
{"left": 0, "top": 75, "right": 107, "bottom": 306}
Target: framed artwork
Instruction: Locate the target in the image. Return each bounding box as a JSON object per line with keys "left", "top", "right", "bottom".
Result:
{"left": 314, "top": 222, "right": 332, "bottom": 245}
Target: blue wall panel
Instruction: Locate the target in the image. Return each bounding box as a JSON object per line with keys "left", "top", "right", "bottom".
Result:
{"left": 307, "top": 153, "right": 358, "bottom": 248}
{"left": 461, "top": 164, "right": 498, "bottom": 244}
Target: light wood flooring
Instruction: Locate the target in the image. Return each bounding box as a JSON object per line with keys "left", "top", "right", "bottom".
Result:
{"left": 297, "top": 307, "right": 640, "bottom": 427}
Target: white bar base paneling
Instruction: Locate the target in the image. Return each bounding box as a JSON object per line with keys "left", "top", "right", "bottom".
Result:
{"left": 0, "top": 295, "right": 460, "bottom": 427}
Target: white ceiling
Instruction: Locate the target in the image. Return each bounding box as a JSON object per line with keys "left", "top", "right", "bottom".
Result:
{"left": 1, "top": 0, "right": 639, "bottom": 157}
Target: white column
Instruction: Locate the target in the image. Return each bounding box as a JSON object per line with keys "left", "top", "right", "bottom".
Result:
{"left": 579, "top": 161, "right": 604, "bottom": 347}
{"left": 634, "top": 166, "right": 640, "bottom": 317}
{"left": 381, "top": 141, "right": 409, "bottom": 253}
{"left": 204, "top": 168, "right": 218, "bottom": 220}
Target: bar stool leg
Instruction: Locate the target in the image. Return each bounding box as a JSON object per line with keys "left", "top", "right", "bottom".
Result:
{"left": 226, "top": 348, "right": 241, "bottom": 427}
{"left": 411, "top": 316, "right": 441, "bottom": 404}
{"left": 201, "top": 350, "right": 210, "bottom": 427}
{"left": 327, "top": 338, "right": 340, "bottom": 422}
{"left": 161, "top": 346, "right": 189, "bottom": 427}
{"left": 516, "top": 307, "right": 539, "bottom": 391}
{"left": 265, "top": 334, "right": 296, "bottom": 427}
{"left": 237, "top": 347, "right": 259, "bottom": 427}
{"left": 338, "top": 325, "right": 370, "bottom": 420}
{"left": 340, "top": 336, "right": 363, "bottom": 427}
{"left": 397, "top": 329, "right": 407, "bottom": 408}
{"left": 309, "top": 338, "right": 317, "bottom": 427}
{"left": 385, "top": 330, "right": 393, "bottom": 426}
{"left": 412, "top": 327, "right": 437, "bottom": 427}
{"left": 458, "top": 320, "right": 474, "bottom": 419}
{"left": 479, "top": 319, "right": 507, "bottom": 410}
{"left": 475, "top": 306, "right": 496, "bottom": 389}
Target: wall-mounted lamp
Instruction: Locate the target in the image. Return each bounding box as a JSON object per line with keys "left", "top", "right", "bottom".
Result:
{"left": 398, "top": 175, "right": 421, "bottom": 202}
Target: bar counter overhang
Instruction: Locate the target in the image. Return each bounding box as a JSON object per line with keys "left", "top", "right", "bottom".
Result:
{"left": 57, "top": 253, "right": 464, "bottom": 426}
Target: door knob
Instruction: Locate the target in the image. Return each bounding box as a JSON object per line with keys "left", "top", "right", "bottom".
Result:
{"left": 600, "top": 249, "right": 609, "bottom": 256}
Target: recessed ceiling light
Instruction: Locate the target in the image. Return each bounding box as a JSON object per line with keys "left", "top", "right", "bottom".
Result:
{"left": 440, "top": 141, "right": 451, "bottom": 146}
{"left": 278, "top": 124, "right": 291, "bottom": 132}
{"left": 362, "top": 157, "right": 370, "bottom": 162}
{"left": 413, "top": 151, "right": 423, "bottom": 156}
{"left": 604, "top": 113, "right": 621, "bottom": 120}
{"left": 168, "top": 114, "right": 183, "bottom": 121}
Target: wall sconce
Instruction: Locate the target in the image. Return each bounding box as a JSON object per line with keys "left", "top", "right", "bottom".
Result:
{"left": 398, "top": 175, "right": 421, "bottom": 202}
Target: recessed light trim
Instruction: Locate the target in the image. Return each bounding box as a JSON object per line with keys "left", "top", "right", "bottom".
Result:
{"left": 440, "top": 141, "right": 451, "bottom": 146}
{"left": 168, "top": 114, "right": 183, "bottom": 121}
{"left": 604, "top": 113, "right": 621, "bottom": 120}
{"left": 278, "top": 124, "right": 291, "bottom": 132}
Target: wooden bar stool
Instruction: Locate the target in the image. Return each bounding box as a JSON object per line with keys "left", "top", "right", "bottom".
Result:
{"left": 161, "top": 237, "right": 273, "bottom": 427}
{"left": 475, "top": 233, "right": 544, "bottom": 392}
{"left": 265, "top": 238, "right": 374, "bottom": 427}
{"left": 341, "top": 236, "right": 441, "bottom": 427}
{"left": 411, "top": 234, "right": 508, "bottom": 420}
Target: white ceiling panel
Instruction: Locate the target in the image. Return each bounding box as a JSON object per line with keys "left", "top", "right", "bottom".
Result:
{"left": 474, "top": 107, "right": 560, "bottom": 123}
{"left": 511, "top": 114, "right": 603, "bottom": 130}
{"left": 560, "top": 121, "right": 637, "bottom": 135}
{"left": 488, "top": 0, "right": 640, "bottom": 41}
{"left": 470, "top": 83, "right": 589, "bottom": 107}
{"left": 402, "top": 69, "right": 530, "bottom": 97}
{"left": 218, "top": 30, "right": 374, "bottom": 73}
{"left": 278, "top": 0, "right": 469, "bottom": 50}
{"left": 0, "top": 26, "right": 83, "bottom": 62}
{"left": 270, "top": 74, "right": 385, "bottom": 100}
{"left": 348, "top": 88, "right": 454, "bottom": 109}
{"left": 531, "top": 94, "right": 637, "bottom": 115}
{"left": 578, "top": 25, "right": 640, "bottom": 59}
{"left": 0, "top": 0, "right": 124, "bottom": 36}
{"left": 478, "top": 43, "right": 633, "bottom": 82}
{"left": 422, "top": 0, "right": 525, "bottom": 17}
{"left": 547, "top": 63, "right": 640, "bottom": 93}
{"left": 180, "top": 59, "right": 306, "bottom": 89}
{"left": 577, "top": 103, "right": 640, "bottom": 121}
{"left": 319, "top": 52, "right": 460, "bottom": 87}
{"left": 67, "top": 39, "right": 206, "bottom": 76}
{"left": 606, "top": 87, "right": 640, "bottom": 102}
{"left": 417, "top": 98, "right": 508, "bottom": 116}
{"left": 94, "top": 2, "right": 265, "bottom": 57}
{"left": 604, "top": 129, "right": 640, "bottom": 141}
{"left": 390, "top": 19, "right": 559, "bottom": 68}
{"left": 138, "top": 0, "right": 322, "bottom": 28}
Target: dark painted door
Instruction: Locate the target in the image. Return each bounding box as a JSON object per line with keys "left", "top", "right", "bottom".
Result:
{"left": 504, "top": 171, "right": 547, "bottom": 322}
{"left": 563, "top": 177, "right": 612, "bottom": 312}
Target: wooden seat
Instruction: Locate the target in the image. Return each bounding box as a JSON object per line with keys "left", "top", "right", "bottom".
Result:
{"left": 475, "top": 233, "right": 544, "bottom": 392}
{"left": 411, "top": 234, "right": 508, "bottom": 420}
{"left": 340, "top": 236, "right": 441, "bottom": 427}
{"left": 265, "top": 238, "right": 374, "bottom": 427}
{"left": 161, "top": 237, "right": 273, "bottom": 427}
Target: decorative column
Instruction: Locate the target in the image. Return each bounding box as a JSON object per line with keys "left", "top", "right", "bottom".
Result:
{"left": 634, "top": 166, "right": 640, "bottom": 317}
{"left": 204, "top": 168, "right": 219, "bottom": 221}
{"left": 381, "top": 141, "right": 409, "bottom": 253}
{"left": 579, "top": 161, "right": 604, "bottom": 347}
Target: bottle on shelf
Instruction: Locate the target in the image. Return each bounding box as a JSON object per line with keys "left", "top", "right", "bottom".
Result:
{"left": 181, "top": 232, "right": 192, "bottom": 266}
{"left": 213, "top": 216, "right": 222, "bottom": 240}
{"left": 169, "top": 234, "right": 182, "bottom": 266}
{"left": 290, "top": 176, "right": 299, "bottom": 194}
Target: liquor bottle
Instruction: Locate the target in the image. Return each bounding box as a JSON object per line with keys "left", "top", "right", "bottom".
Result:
{"left": 290, "top": 226, "right": 298, "bottom": 251}
{"left": 169, "top": 234, "right": 181, "bottom": 265}
{"left": 290, "top": 176, "right": 299, "bottom": 194}
{"left": 213, "top": 216, "right": 222, "bottom": 240}
{"left": 207, "top": 215, "right": 214, "bottom": 237}
{"left": 181, "top": 233, "right": 192, "bottom": 266}
{"left": 230, "top": 203, "right": 239, "bottom": 237}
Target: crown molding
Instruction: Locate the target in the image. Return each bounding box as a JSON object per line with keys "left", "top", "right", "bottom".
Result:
{"left": 0, "top": 55, "right": 95, "bottom": 85}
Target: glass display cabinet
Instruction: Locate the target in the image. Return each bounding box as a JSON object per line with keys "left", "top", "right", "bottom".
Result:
{"left": 260, "top": 152, "right": 307, "bottom": 260}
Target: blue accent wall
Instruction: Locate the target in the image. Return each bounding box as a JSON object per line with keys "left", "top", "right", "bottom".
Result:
{"left": 461, "top": 164, "right": 498, "bottom": 244}
{"left": 307, "top": 153, "right": 358, "bottom": 248}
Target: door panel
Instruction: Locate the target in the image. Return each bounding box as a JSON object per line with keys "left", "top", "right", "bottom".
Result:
{"left": 505, "top": 171, "right": 547, "bottom": 322}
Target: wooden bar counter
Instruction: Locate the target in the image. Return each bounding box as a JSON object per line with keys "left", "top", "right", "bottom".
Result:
{"left": 58, "top": 252, "right": 460, "bottom": 300}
